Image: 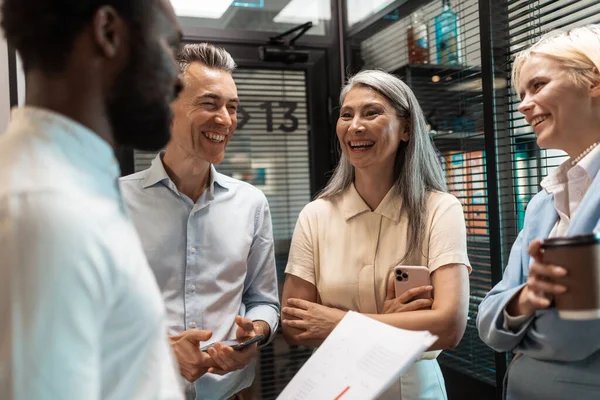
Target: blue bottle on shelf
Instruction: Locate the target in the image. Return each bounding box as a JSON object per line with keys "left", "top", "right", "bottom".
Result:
{"left": 435, "top": 0, "right": 460, "bottom": 65}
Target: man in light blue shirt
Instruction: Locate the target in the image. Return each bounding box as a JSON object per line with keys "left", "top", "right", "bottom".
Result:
{"left": 120, "top": 43, "right": 280, "bottom": 400}
{"left": 0, "top": 1, "right": 187, "bottom": 399}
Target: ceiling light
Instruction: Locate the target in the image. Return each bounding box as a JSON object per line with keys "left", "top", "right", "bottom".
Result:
{"left": 273, "top": 0, "right": 331, "bottom": 25}
{"left": 171, "top": 0, "right": 235, "bottom": 19}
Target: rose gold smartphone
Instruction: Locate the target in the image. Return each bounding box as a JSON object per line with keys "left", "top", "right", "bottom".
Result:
{"left": 393, "top": 265, "right": 431, "bottom": 299}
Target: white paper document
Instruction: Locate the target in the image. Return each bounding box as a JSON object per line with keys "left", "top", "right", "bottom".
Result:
{"left": 276, "top": 311, "right": 438, "bottom": 400}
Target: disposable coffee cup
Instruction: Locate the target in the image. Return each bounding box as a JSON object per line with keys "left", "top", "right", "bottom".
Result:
{"left": 541, "top": 233, "right": 600, "bottom": 320}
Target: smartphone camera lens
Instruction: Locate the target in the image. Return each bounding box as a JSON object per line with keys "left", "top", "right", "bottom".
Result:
{"left": 402, "top": 273, "right": 408, "bottom": 279}
{"left": 396, "top": 275, "right": 403, "bottom": 281}
{"left": 396, "top": 269, "right": 403, "bottom": 275}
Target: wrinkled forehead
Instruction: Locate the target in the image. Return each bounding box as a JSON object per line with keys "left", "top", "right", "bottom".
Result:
{"left": 185, "top": 63, "right": 238, "bottom": 97}
{"left": 343, "top": 84, "right": 391, "bottom": 107}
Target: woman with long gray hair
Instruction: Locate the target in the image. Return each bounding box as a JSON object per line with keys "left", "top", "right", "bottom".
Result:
{"left": 281, "top": 69, "right": 471, "bottom": 399}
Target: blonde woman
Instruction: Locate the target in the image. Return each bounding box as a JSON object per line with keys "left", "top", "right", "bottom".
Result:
{"left": 477, "top": 25, "right": 600, "bottom": 399}
{"left": 281, "top": 70, "right": 471, "bottom": 399}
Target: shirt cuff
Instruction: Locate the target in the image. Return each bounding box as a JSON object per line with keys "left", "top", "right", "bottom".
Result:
{"left": 245, "top": 305, "right": 279, "bottom": 345}
{"left": 503, "top": 308, "right": 534, "bottom": 332}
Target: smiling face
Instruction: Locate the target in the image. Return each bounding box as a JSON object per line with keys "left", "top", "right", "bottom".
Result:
{"left": 517, "top": 54, "right": 600, "bottom": 156}
{"left": 170, "top": 62, "right": 239, "bottom": 164}
{"left": 336, "top": 85, "right": 408, "bottom": 172}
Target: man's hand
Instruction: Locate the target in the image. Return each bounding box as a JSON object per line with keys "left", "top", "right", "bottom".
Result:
{"left": 251, "top": 319, "right": 270, "bottom": 343}
{"left": 507, "top": 239, "right": 568, "bottom": 317}
{"left": 169, "top": 329, "right": 216, "bottom": 382}
{"left": 207, "top": 316, "right": 262, "bottom": 375}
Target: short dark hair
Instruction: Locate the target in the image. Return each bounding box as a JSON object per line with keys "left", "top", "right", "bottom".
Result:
{"left": 1, "top": 0, "right": 151, "bottom": 73}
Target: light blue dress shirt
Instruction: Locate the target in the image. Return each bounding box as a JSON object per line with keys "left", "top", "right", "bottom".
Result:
{"left": 120, "top": 153, "right": 280, "bottom": 400}
{"left": 0, "top": 108, "right": 183, "bottom": 400}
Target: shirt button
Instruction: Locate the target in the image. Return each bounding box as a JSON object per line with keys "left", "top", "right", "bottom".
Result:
{"left": 190, "top": 321, "right": 197, "bottom": 329}
{"left": 188, "top": 284, "right": 196, "bottom": 293}
{"left": 190, "top": 247, "right": 197, "bottom": 254}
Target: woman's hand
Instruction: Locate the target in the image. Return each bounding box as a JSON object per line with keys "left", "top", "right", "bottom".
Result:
{"left": 382, "top": 276, "right": 433, "bottom": 314}
{"left": 282, "top": 298, "right": 346, "bottom": 341}
{"left": 507, "top": 239, "right": 567, "bottom": 317}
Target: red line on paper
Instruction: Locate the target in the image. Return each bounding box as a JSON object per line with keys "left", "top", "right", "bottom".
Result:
{"left": 334, "top": 386, "right": 350, "bottom": 400}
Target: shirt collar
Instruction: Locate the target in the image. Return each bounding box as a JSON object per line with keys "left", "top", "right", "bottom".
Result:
{"left": 541, "top": 145, "right": 600, "bottom": 193}
{"left": 540, "top": 160, "right": 570, "bottom": 193}
{"left": 341, "top": 183, "right": 402, "bottom": 222}
{"left": 211, "top": 166, "right": 230, "bottom": 191}
{"left": 142, "top": 152, "right": 229, "bottom": 193}
{"left": 142, "top": 153, "right": 170, "bottom": 188}
{"left": 9, "top": 106, "right": 119, "bottom": 180}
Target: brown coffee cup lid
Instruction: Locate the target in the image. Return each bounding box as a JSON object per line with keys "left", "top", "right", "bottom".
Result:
{"left": 541, "top": 233, "right": 600, "bottom": 248}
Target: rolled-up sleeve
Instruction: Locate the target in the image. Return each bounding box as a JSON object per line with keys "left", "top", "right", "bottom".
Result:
{"left": 243, "top": 197, "right": 280, "bottom": 344}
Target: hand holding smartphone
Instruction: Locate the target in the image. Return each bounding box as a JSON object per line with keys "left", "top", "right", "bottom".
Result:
{"left": 200, "top": 335, "right": 264, "bottom": 352}
{"left": 393, "top": 265, "right": 432, "bottom": 299}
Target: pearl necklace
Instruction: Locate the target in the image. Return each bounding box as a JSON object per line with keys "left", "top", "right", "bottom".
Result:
{"left": 571, "top": 141, "right": 600, "bottom": 166}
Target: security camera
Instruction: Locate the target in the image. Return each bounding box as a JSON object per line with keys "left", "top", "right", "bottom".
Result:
{"left": 258, "top": 46, "right": 309, "bottom": 64}
{"left": 259, "top": 21, "right": 312, "bottom": 64}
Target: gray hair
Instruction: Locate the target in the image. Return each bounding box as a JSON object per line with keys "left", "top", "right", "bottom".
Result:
{"left": 177, "top": 43, "right": 237, "bottom": 75}
{"left": 319, "top": 69, "right": 447, "bottom": 263}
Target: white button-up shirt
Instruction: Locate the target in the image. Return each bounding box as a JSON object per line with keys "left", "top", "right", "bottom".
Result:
{"left": 541, "top": 145, "right": 600, "bottom": 236}
{"left": 120, "top": 154, "right": 280, "bottom": 400}
{"left": 0, "top": 107, "right": 183, "bottom": 400}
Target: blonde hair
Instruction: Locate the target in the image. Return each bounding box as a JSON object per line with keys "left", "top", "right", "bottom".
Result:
{"left": 512, "top": 24, "right": 600, "bottom": 92}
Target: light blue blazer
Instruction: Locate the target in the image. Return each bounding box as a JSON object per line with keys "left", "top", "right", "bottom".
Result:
{"left": 477, "top": 171, "right": 600, "bottom": 399}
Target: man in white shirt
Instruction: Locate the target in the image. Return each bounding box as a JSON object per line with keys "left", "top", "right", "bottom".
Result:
{"left": 0, "top": 1, "right": 193, "bottom": 399}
